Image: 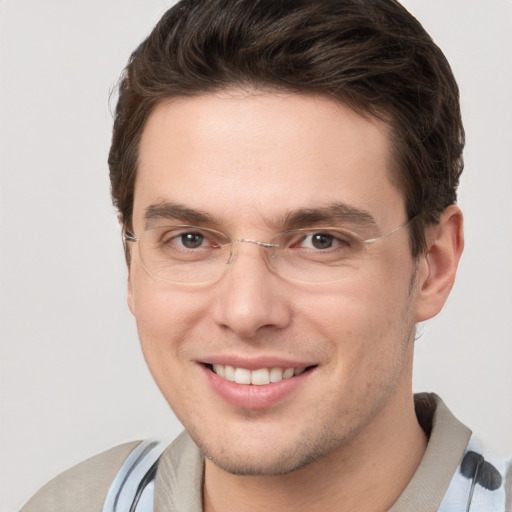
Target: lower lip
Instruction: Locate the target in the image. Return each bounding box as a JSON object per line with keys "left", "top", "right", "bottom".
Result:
{"left": 202, "top": 365, "right": 312, "bottom": 410}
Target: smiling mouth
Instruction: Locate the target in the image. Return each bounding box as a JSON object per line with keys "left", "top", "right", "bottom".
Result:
{"left": 204, "top": 363, "right": 316, "bottom": 386}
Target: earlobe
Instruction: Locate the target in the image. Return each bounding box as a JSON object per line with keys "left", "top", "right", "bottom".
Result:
{"left": 414, "top": 205, "right": 464, "bottom": 322}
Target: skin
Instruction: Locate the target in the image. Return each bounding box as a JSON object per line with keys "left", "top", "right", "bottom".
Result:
{"left": 127, "top": 90, "right": 463, "bottom": 511}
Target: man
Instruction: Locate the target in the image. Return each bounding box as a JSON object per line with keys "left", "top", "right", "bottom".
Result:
{"left": 21, "top": 0, "right": 511, "bottom": 511}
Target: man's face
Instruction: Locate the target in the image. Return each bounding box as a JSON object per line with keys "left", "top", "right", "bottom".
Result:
{"left": 129, "top": 91, "right": 421, "bottom": 475}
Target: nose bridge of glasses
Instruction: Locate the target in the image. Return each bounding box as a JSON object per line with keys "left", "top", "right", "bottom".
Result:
{"left": 235, "top": 238, "right": 279, "bottom": 248}
{"left": 225, "top": 238, "right": 279, "bottom": 265}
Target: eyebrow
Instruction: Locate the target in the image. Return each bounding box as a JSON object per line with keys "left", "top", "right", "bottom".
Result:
{"left": 280, "top": 203, "right": 379, "bottom": 233}
{"left": 144, "top": 201, "right": 216, "bottom": 228}
{"left": 143, "top": 200, "right": 379, "bottom": 234}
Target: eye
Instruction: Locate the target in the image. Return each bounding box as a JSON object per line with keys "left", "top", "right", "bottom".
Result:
{"left": 176, "top": 232, "right": 207, "bottom": 249}
{"left": 306, "top": 233, "right": 335, "bottom": 250}
{"left": 160, "top": 228, "right": 222, "bottom": 250}
{"left": 297, "top": 231, "right": 352, "bottom": 250}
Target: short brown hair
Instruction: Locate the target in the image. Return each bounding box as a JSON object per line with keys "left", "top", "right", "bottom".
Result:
{"left": 109, "top": 0, "right": 464, "bottom": 256}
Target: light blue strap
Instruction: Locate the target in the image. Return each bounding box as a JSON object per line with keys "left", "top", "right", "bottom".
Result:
{"left": 102, "top": 439, "right": 168, "bottom": 512}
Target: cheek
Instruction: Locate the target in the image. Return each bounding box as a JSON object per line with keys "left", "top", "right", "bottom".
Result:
{"left": 129, "top": 278, "right": 212, "bottom": 413}
{"left": 305, "top": 276, "right": 409, "bottom": 335}
{"left": 302, "top": 268, "right": 414, "bottom": 367}
{"left": 129, "top": 268, "right": 207, "bottom": 363}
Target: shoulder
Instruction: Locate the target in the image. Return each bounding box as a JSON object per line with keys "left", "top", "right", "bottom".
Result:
{"left": 20, "top": 441, "right": 142, "bottom": 512}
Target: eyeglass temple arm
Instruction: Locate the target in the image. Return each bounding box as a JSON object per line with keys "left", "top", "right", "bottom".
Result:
{"left": 363, "top": 216, "right": 417, "bottom": 245}
{"left": 124, "top": 233, "right": 139, "bottom": 242}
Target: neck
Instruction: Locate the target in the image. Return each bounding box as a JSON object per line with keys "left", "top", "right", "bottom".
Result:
{"left": 203, "top": 387, "right": 427, "bottom": 512}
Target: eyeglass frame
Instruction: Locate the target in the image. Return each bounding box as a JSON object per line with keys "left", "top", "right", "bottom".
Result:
{"left": 124, "top": 216, "right": 417, "bottom": 286}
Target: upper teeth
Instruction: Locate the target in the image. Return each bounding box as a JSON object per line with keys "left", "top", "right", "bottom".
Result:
{"left": 212, "top": 364, "right": 305, "bottom": 385}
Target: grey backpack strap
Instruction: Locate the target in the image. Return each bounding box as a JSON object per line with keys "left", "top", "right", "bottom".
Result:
{"left": 102, "top": 439, "right": 168, "bottom": 512}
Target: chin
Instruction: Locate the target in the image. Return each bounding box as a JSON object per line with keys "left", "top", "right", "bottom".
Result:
{"left": 190, "top": 421, "right": 350, "bottom": 477}
{"left": 206, "top": 447, "right": 322, "bottom": 476}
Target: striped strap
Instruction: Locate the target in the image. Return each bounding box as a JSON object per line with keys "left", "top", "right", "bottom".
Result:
{"left": 102, "top": 440, "right": 168, "bottom": 512}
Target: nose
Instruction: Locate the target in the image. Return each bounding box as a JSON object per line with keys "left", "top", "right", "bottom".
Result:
{"left": 211, "top": 243, "right": 293, "bottom": 339}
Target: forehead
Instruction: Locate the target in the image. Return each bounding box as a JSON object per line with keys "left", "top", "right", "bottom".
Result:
{"left": 134, "top": 90, "right": 405, "bottom": 230}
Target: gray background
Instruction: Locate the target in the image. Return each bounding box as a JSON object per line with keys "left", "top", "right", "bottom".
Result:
{"left": 1, "top": 1, "right": 511, "bottom": 511}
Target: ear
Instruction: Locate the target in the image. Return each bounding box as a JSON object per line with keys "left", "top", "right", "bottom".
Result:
{"left": 414, "top": 205, "right": 464, "bottom": 322}
{"left": 127, "top": 272, "right": 135, "bottom": 316}
{"left": 118, "top": 212, "right": 136, "bottom": 315}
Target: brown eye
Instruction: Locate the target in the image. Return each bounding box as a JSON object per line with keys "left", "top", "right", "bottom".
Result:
{"left": 311, "top": 233, "right": 334, "bottom": 249}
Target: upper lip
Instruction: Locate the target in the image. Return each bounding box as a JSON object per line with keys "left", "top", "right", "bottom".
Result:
{"left": 200, "top": 355, "right": 317, "bottom": 370}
